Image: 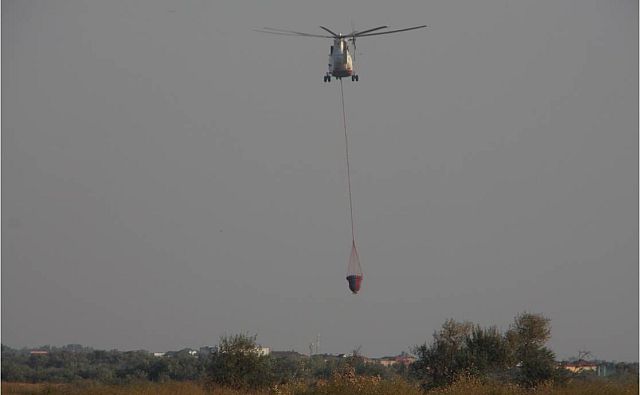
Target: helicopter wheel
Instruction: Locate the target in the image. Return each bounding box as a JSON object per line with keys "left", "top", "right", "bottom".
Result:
{"left": 351, "top": 75, "right": 355, "bottom": 81}
{"left": 355, "top": 75, "right": 359, "bottom": 81}
{"left": 323, "top": 76, "right": 327, "bottom": 82}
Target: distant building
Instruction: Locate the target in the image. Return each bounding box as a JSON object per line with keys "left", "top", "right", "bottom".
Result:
{"left": 377, "top": 357, "right": 397, "bottom": 367}
{"left": 562, "top": 360, "right": 598, "bottom": 374}
{"left": 396, "top": 352, "right": 416, "bottom": 367}
{"left": 154, "top": 349, "right": 199, "bottom": 357}
{"left": 29, "top": 350, "right": 49, "bottom": 356}
{"left": 255, "top": 346, "right": 271, "bottom": 356}
{"left": 373, "top": 353, "right": 416, "bottom": 367}
{"left": 199, "top": 346, "right": 216, "bottom": 356}
{"left": 361, "top": 356, "right": 374, "bottom": 364}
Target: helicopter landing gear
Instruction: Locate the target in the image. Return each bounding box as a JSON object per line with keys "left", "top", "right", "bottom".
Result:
{"left": 324, "top": 74, "right": 331, "bottom": 82}
{"left": 351, "top": 74, "right": 359, "bottom": 82}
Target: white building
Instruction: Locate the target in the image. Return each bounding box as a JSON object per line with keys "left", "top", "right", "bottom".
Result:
{"left": 255, "top": 346, "right": 271, "bottom": 356}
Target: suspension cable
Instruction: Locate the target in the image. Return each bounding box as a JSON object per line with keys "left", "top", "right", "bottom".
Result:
{"left": 340, "top": 79, "right": 356, "bottom": 244}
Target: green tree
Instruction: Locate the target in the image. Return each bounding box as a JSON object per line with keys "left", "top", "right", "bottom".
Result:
{"left": 506, "top": 312, "right": 557, "bottom": 387}
{"left": 411, "top": 314, "right": 552, "bottom": 389}
{"left": 464, "top": 325, "right": 512, "bottom": 376}
{"left": 411, "top": 319, "right": 474, "bottom": 388}
{"left": 208, "top": 333, "right": 273, "bottom": 390}
{"left": 354, "top": 360, "right": 396, "bottom": 380}
{"left": 271, "top": 354, "right": 310, "bottom": 383}
{"left": 166, "top": 349, "right": 207, "bottom": 381}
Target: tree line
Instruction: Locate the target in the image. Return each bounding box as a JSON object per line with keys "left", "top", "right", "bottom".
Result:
{"left": 2, "top": 312, "right": 637, "bottom": 391}
{"left": 1, "top": 337, "right": 401, "bottom": 387}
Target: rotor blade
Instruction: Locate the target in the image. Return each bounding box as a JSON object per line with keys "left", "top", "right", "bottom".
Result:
{"left": 354, "top": 25, "right": 427, "bottom": 37}
{"left": 319, "top": 26, "right": 340, "bottom": 37}
{"left": 350, "top": 25, "right": 388, "bottom": 37}
{"left": 254, "top": 27, "right": 332, "bottom": 38}
{"left": 253, "top": 30, "right": 331, "bottom": 38}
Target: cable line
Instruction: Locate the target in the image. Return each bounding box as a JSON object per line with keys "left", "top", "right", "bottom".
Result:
{"left": 340, "top": 79, "right": 363, "bottom": 294}
{"left": 340, "top": 79, "right": 356, "bottom": 244}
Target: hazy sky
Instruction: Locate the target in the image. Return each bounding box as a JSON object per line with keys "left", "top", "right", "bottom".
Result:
{"left": 3, "top": 0, "right": 637, "bottom": 361}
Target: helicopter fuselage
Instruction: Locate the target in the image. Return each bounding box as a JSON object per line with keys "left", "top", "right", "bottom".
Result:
{"left": 326, "top": 38, "right": 356, "bottom": 81}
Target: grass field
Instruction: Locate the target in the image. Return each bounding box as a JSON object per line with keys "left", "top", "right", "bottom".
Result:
{"left": 2, "top": 376, "right": 638, "bottom": 395}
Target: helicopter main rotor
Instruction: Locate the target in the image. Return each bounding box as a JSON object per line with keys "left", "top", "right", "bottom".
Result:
{"left": 254, "top": 24, "right": 427, "bottom": 40}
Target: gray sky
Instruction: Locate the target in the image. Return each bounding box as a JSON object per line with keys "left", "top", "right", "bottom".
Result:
{"left": 3, "top": 0, "right": 637, "bottom": 361}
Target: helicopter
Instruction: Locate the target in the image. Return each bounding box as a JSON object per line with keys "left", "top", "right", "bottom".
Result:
{"left": 254, "top": 24, "right": 427, "bottom": 82}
